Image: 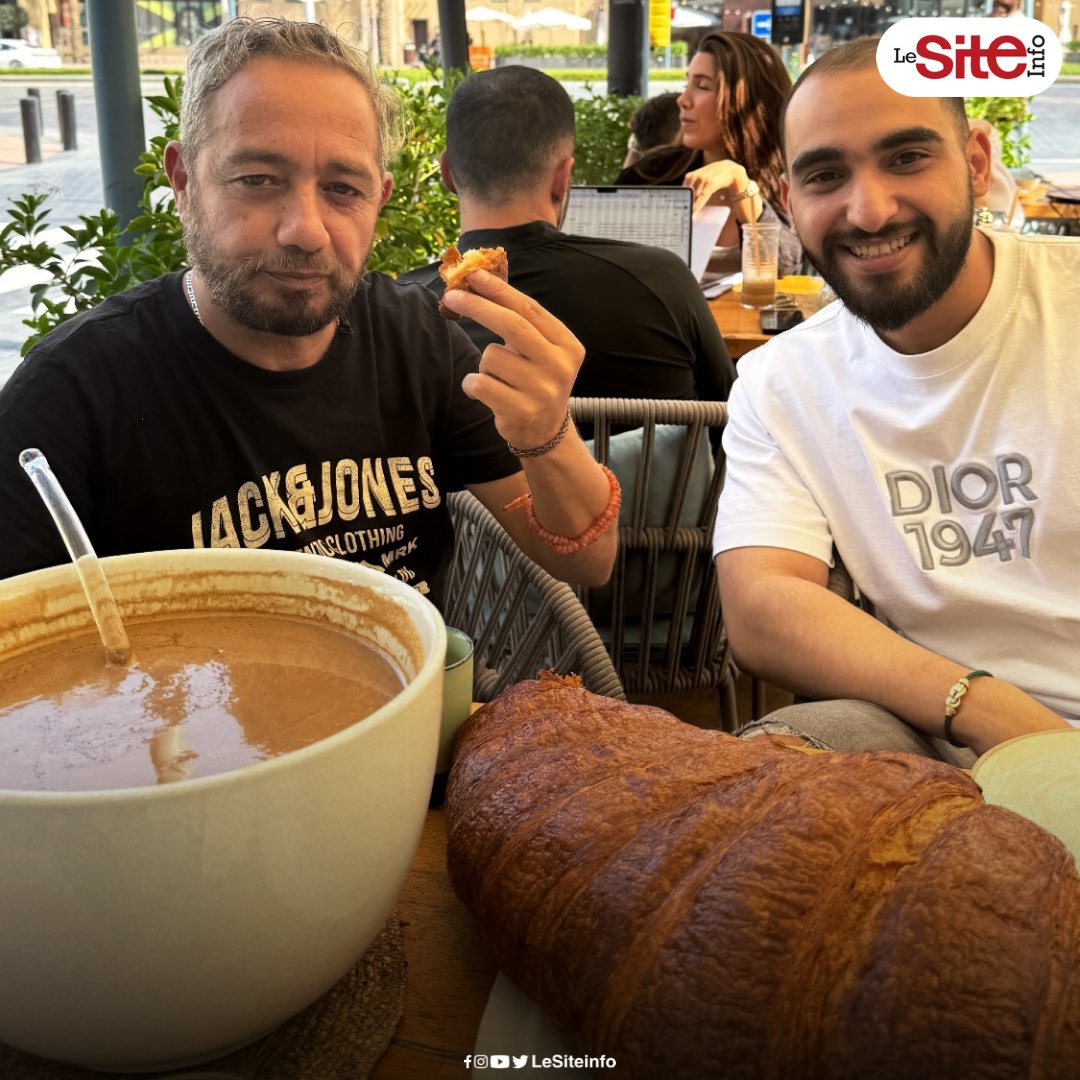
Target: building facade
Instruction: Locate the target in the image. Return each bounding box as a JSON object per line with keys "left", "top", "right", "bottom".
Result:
{"left": 12, "top": 0, "right": 1076, "bottom": 70}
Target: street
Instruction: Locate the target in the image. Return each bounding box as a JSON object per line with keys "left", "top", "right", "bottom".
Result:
{"left": 1024, "top": 82, "right": 1080, "bottom": 174}
{"left": 0, "top": 77, "right": 169, "bottom": 378}
{"left": 0, "top": 76, "right": 1077, "bottom": 378}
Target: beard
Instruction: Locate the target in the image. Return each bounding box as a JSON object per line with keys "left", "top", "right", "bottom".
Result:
{"left": 804, "top": 187, "right": 974, "bottom": 334}
{"left": 182, "top": 198, "right": 366, "bottom": 337}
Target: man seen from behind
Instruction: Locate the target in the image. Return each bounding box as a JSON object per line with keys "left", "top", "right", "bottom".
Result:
{"left": 401, "top": 66, "right": 735, "bottom": 403}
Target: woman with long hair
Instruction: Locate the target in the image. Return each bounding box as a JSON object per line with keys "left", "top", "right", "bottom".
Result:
{"left": 618, "top": 32, "right": 803, "bottom": 275}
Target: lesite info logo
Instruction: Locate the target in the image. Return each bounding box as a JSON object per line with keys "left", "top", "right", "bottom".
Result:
{"left": 877, "top": 17, "right": 1062, "bottom": 95}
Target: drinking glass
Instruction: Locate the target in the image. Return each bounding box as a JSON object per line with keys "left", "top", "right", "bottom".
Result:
{"left": 741, "top": 222, "right": 780, "bottom": 309}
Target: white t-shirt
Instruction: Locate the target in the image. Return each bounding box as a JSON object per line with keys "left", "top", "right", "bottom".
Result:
{"left": 714, "top": 229, "right": 1080, "bottom": 722}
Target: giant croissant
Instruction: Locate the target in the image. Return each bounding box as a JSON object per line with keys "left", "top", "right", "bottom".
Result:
{"left": 446, "top": 673, "right": 1080, "bottom": 1079}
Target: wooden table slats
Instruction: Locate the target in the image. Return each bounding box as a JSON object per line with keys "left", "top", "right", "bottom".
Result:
{"left": 371, "top": 810, "right": 497, "bottom": 1078}
{"left": 709, "top": 288, "right": 772, "bottom": 359}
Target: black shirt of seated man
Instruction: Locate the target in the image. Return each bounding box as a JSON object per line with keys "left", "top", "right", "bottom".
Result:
{"left": 401, "top": 221, "right": 736, "bottom": 403}
{"left": 0, "top": 271, "right": 518, "bottom": 609}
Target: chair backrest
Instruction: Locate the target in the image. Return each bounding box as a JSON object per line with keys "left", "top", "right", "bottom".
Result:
{"left": 569, "top": 397, "right": 736, "bottom": 721}
{"left": 445, "top": 490, "right": 626, "bottom": 703}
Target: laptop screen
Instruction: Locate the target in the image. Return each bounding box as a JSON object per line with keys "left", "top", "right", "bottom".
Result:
{"left": 561, "top": 186, "right": 693, "bottom": 266}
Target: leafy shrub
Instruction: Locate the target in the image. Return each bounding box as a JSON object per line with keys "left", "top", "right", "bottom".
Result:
{"left": 965, "top": 96, "right": 1034, "bottom": 169}
{"left": 0, "top": 4, "right": 28, "bottom": 35}
{"left": 371, "top": 73, "right": 462, "bottom": 276}
{"left": 572, "top": 89, "right": 642, "bottom": 184}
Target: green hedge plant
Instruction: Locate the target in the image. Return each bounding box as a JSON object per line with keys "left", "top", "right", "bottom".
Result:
{"left": 493, "top": 42, "right": 688, "bottom": 58}
{"left": 372, "top": 72, "right": 462, "bottom": 276}
{"left": 572, "top": 89, "right": 642, "bottom": 184}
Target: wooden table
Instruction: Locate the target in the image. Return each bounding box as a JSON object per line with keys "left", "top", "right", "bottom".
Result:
{"left": 708, "top": 288, "right": 770, "bottom": 359}
{"left": 371, "top": 809, "right": 497, "bottom": 1079}
{"left": 1020, "top": 193, "right": 1079, "bottom": 221}
{"left": 1018, "top": 195, "right": 1080, "bottom": 236}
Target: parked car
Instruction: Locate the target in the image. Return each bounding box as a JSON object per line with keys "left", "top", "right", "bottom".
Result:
{"left": 0, "top": 39, "right": 62, "bottom": 69}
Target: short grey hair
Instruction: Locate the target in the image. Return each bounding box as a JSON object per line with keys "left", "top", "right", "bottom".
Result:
{"left": 180, "top": 17, "right": 404, "bottom": 170}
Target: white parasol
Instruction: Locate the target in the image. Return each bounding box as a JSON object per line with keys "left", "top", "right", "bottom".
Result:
{"left": 671, "top": 5, "right": 722, "bottom": 28}
{"left": 466, "top": 5, "right": 516, "bottom": 24}
{"left": 466, "top": 6, "right": 516, "bottom": 45}
{"left": 512, "top": 6, "right": 593, "bottom": 32}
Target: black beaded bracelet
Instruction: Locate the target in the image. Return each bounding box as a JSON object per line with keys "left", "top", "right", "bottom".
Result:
{"left": 506, "top": 409, "right": 572, "bottom": 459}
{"left": 942, "top": 669, "right": 993, "bottom": 747}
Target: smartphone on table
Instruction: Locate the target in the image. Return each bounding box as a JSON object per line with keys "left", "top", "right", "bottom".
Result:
{"left": 760, "top": 306, "right": 804, "bottom": 335}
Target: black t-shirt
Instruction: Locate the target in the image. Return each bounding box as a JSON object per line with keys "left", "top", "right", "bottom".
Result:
{"left": 0, "top": 271, "right": 518, "bottom": 608}
{"left": 400, "top": 221, "right": 735, "bottom": 402}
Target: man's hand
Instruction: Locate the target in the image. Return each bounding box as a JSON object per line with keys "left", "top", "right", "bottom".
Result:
{"left": 446, "top": 271, "right": 615, "bottom": 587}
{"left": 441, "top": 270, "right": 584, "bottom": 453}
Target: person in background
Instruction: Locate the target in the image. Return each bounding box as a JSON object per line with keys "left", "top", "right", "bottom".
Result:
{"left": 0, "top": 19, "right": 617, "bottom": 603}
{"left": 401, "top": 66, "right": 735, "bottom": 404}
{"left": 617, "top": 32, "right": 803, "bottom": 276}
{"left": 970, "top": 118, "right": 1025, "bottom": 229}
{"left": 623, "top": 92, "right": 681, "bottom": 169}
{"left": 713, "top": 37, "right": 1079, "bottom": 764}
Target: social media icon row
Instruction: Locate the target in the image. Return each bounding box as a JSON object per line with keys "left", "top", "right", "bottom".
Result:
{"left": 466, "top": 1053, "right": 529, "bottom": 1068}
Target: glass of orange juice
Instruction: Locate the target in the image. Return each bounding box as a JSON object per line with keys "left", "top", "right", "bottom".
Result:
{"left": 778, "top": 275, "right": 827, "bottom": 318}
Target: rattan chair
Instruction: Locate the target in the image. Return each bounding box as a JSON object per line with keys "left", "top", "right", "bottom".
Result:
{"left": 569, "top": 397, "right": 737, "bottom": 728}
{"left": 445, "top": 489, "right": 626, "bottom": 703}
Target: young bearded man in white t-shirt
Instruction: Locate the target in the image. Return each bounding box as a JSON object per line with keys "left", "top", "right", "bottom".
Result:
{"left": 713, "top": 37, "right": 1079, "bottom": 763}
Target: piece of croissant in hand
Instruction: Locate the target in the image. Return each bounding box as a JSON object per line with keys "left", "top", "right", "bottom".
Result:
{"left": 446, "top": 673, "right": 1080, "bottom": 1079}
{"left": 437, "top": 244, "right": 509, "bottom": 320}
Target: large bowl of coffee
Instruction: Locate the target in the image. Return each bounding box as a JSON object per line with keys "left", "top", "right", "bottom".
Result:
{"left": 0, "top": 548, "right": 445, "bottom": 1071}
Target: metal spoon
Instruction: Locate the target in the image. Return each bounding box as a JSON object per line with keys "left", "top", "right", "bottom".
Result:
{"left": 19, "top": 448, "right": 131, "bottom": 666}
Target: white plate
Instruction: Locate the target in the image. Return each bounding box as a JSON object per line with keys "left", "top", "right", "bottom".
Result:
{"left": 971, "top": 729, "right": 1080, "bottom": 860}
{"left": 472, "top": 973, "right": 590, "bottom": 1078}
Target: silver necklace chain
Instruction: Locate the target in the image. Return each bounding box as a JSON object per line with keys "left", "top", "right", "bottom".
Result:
{"left": 184, "top": 269, "right": 202, "bottom": 325}
{"left": 182, "top": 269, "right": 354, "bottom": 337}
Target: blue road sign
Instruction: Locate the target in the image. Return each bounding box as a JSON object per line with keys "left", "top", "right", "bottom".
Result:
{"left": 751, "top": 11, "right": 772, "bottom": 37}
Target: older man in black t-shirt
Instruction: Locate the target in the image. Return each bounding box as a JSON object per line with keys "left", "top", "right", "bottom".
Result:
{"left": 0, "top": 20, "right": 617, "bottom": 605}
{"left": 401, "top": 67, "right": 736, "bottom": 404}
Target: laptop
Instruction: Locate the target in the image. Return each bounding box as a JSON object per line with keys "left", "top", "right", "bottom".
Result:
{"left": 562, "top": 185, "right": 731, "bottom": 285}
{"left": 562, "top": 185, "right": 693, "bottom": 266}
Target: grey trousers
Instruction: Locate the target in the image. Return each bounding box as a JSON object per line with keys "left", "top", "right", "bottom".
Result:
{"left": 738, "top": 699, "right": 978, "bottom": 769}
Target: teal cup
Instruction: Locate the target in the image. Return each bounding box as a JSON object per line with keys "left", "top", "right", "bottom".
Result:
{"left": 436, "top": 626, "right": 474, "bottom": 774}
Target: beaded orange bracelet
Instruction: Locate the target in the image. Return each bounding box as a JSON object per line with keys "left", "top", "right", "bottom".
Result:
{"left": 504, "top": 465, "right": 621, "bottom": 555}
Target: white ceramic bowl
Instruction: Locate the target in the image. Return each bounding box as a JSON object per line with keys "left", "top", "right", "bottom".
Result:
{"left": 0, "top": 549, "right": 445, "bottom": 1071}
